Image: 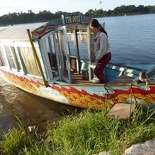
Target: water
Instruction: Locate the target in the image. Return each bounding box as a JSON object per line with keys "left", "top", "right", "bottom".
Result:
{"left": 98, "top": 14, "right": 155, "bottom": 63}
{"left": 0, "top": 78, "right": 81, "bottom": 139}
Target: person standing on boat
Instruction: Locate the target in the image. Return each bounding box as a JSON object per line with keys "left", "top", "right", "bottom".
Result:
{"left": 90, "top": 19, "right": 111, "bottom": 84}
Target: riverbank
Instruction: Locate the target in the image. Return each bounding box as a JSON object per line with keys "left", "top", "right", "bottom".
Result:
{"left": 0, "top": 77, "right": 82, "bottom": 141}
{"left": 1, "top": 103, "right": 155, "bottom": 155}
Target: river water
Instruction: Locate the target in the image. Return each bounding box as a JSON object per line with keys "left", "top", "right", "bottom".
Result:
{"left": 98, "top": 14, "right": 155, "bottom": 63}
{"left": 0, "top": 78, "right": 81, "bottom": 139}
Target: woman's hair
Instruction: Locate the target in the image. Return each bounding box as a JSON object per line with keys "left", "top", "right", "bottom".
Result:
{"left": 90, "top": 19, "right": 108, "bottom": 36}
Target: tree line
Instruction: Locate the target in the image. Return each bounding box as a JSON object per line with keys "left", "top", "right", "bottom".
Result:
{"left": 0, "top": 5, "right": 155, "bottom": 25}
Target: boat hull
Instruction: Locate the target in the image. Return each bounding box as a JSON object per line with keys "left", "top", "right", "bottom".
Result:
{"left": 0, "top": 14, "right": 155, "bottom": 111}
{"left": 1, "top": 68, "right": 155, "bottom": 110}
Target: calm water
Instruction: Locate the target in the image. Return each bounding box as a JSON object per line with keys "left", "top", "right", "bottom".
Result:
{"left": 98, "top": 14, "right": 155, "bottom": 63}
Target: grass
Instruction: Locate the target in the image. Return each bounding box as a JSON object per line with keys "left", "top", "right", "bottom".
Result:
{"left": 1, "top": 103, "right": 155, "bottom": 155}
{"left": 0, "top": 116, "right": 32, "bottom": 155}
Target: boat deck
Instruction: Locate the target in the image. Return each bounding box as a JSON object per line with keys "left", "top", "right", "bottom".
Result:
{"left": 107, "top": 75, "right": 134, "bottom": 86}
{"left": 71, "top": 73, "right": 95, "bottom": 84}
{"left": 71, "top": 73, "right": 134, "bottom": 85}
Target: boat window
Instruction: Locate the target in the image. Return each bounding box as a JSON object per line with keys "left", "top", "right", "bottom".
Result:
{"left": 47, "top": 35, "right": 58, "bottom": 71}
{"left": 77, "top": 31, "right": 88, "bottom": 59}
{"left": 0, "top": 47, "right": 7, "bottom": 66}
{"left": 67, "top": 33, "right": 75, "bottom": 56}
{"left": 66, "top": 28, "right": 94, "bottom": 73}
{"left": 67, "top": 31, "right": 89, "bottom": 59}
{"left": 0, "top": 53, "right": 3, "bottom": 66}
{"left": 57, "top": 30, "right": 69, "bottom": 80}
{"left": 10, "top": 46, "right": 21, "bottom": 71}
{"left": 17, "top": 47, "right": 41, "bottom": 76}
{"left": 90, "top": 32, "right": 95, "bottom": 62}
{"left": 4, "top": 45, "right": 16, "bottom": 69}
{"left": 49, "top": 35, "right": 55, "bottom": 54}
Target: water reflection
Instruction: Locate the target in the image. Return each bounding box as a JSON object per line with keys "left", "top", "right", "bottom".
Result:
{"left": 0, "top": 78, "right": 82, "bottom": 139}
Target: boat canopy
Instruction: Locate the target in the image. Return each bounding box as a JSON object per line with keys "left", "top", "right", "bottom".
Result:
{"left": 0, "top": 23, "right": 46, "bottom": 41}
{"left": 0, "top": 13, "right": 91, "bottom": 41}
{"left": 31, "top": 14, "right": 91, "bottom": 40}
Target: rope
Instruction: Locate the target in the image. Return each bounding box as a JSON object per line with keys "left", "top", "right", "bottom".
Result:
{"left": 103, "top": 84, "right": 116, "bottom": 115}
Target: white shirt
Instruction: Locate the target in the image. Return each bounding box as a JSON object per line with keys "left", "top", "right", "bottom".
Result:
{"left": 94, "top": 32, "right": 110, "bottom": 61}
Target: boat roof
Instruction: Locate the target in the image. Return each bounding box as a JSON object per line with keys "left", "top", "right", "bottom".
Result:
{"left": 31, "top": 14, "right": 91, "bottom": 40}
{"left": 0, "top": 27, "right": 7, "bottom": 32}
{"left": 0, "top": 22, "right": 46, "bottom": 41}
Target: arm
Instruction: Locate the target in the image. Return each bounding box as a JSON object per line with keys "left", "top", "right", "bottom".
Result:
{"left": 95, "top": 33, "right": 107, "bottom": 61}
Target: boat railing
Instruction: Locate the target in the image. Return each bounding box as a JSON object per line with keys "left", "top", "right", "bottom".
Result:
{"left": 105, "top": 63, "right": 141, "bottom": 83}
{"left": 146, "top": 66, "right": 155, "bottom": 78}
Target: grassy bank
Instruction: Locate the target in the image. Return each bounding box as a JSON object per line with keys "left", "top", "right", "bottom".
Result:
{"left": 1, "top": 104, "right": 155, "bottom": 155}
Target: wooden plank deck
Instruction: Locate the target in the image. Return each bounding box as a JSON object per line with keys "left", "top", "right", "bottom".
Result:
{"left": 106, "top": 103, "right": 135, "bottom": 120}
{"left": 71, "top": 73, "right": 95, "bottom": 84}
{"left": 71, "top": 74, "right": 134, "bottom": 85}
{"left": 107, "top": 75, "right": 134, "bottom": 85}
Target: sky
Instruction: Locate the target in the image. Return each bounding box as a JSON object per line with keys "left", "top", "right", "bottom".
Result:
{"left": 0, "top": 0, "right": 155, "bottom": 16}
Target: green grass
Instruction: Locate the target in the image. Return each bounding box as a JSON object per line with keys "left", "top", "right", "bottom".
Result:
{"left": 0, "top": 116, "right": 32, "bottom": 155}
{"left": 1, "top": 104, "right": 155, "bottom": 155}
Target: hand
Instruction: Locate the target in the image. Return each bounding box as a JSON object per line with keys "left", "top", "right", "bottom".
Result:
{"left": 96, "top": 61, "right": 101, "bottom": 68}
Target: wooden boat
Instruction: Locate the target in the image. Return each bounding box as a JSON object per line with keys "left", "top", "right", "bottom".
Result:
{"left": 0, "top": 13, "right": 155, "bottom": 111}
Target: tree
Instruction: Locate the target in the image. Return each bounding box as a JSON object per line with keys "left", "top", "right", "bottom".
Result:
{"left": 0, "top": 5, "right": 155, "bottom": 25}
{"left": 85, "top": 9, "right": 95, "bottom": 17}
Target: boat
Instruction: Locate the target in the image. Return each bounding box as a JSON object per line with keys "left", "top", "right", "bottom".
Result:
{"left": 0, "top": 13, "right": 155, "bottom": 111}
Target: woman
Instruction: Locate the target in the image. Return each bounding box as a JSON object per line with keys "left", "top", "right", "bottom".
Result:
{"left": 90, "top": 19, "right": 111, "bottom": 84}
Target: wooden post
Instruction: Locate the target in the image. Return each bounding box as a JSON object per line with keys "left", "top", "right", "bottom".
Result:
{"left": 27, "top": 29, "right": 48, "bottom": 87}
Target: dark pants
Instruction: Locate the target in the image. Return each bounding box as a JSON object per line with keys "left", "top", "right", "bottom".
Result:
{"left": 94, "top": 52, "right": 111, "bottom": 84}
